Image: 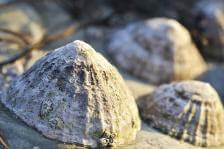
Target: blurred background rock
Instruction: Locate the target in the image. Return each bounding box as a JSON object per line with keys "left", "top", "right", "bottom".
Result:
{"left": 1, "top": 0, "right": 224, "bottom": 148}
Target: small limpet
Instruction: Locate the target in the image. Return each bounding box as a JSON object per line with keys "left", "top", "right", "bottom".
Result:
{"left": 139, "top": 80, "right": 224, "bottom": 147}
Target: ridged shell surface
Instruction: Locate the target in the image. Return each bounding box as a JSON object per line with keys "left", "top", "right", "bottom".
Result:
{"left": 138, "top": 80, "right": 224, "bottom": 147}
{"left": 1, "top": 40, "right": 141, "bottom": 148}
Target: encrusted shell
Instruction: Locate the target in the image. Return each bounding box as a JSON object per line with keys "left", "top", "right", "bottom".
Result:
{"left": 138, "top": 80, "right": 224, "bottom": 147}
{"left": 108, "top": 18, "right": 206, "bottom": 85}
{"left": 1, "top": 40, "right": 141, "bottom": 148}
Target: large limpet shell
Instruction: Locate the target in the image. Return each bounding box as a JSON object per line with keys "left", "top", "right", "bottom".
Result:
{"left": 108, "top": 18, "right": 206, "bottom": 85}
{"left": 1, "top": 40, "right": 141, "bottom": 148}
{"left": 138, "top": 80, "right": 224, "bottom": 147}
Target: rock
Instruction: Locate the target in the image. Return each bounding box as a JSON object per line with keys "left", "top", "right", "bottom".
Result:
{"left": 138, "top": 80, "right": 224, "bottom": 147}
{"left": 0, "top": 63, "right": 22, "bottom": 94}
{"left": 125, "top": 79, "right": 155, "bottom": 100}
{"left": 30, "top": 1, "right": 81, "bottom": 51}
{"left": 129, "top": 0, "right": 177, "bottom": 17}
{"left": 0, "top": 0, "right": 13, "bottom": 5}
{"left": 0, "top": 103, "right": 58, "bottom": 149}
{"left": 0, "top": 3, "right": 45, "bottom": 61}
{"left": 31, "top": 1, "right": 111, "bottom": 54}
{"left": 0, "top": 100, "right": 90, "bottom": 149}
{"left": 55, "top": 0, "right": 113, "bottom": 20}
{"left": 31, "top": 1, "right": 72, "bottom": 32}
{"left": 1, "top": 40, "right": 140, "bottom": 148}
{"left": 84, "top": 26, "right": 109, "bottom": 55}
{"left": 0, "top": 3, "right": 46, "bottom": 87}
{"left": 23, "top": 50, "right": 48, "bottom": 70}
{"left": 0, "top": 49, "right": 47, "bottom": 96}
{"left": 124, "top": 122, "right": 202, "bottom": 149}
{"left": 196, "top": 64, "right": 224, "bottom": 103}
{"left": 113, "top": 0, "right": 196, "bottom": 24}
{"left": 107, "top": 18, "right": 207, "bottom": 85}
{"left": 193, "top": 0, "right": 224, "bottom": 61}
{"left": 0, "top": 102, "right": 203, "bottom": 149}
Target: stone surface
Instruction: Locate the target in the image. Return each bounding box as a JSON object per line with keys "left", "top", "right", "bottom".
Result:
{"left": 0, "top": 103, "right": 203, "bottom": 149}
{"left": 0, "top": 49, "right": 48, "bottom": 98}
{"left": 130, "top": 0, "right": 195, "bottom": 19}
{"left": 138, "top": 81, "right": 224, "bottom": 147}
{"left": 84, "top": 26, "right": 109, "bottom": 56}
{"left": 108, "top": 18, "right": 207, "bottom": 85}
{"left": 0, "top": 99, "right": 89, "bottom": 149}
{"left": 31, "top": 0, "right": 112, "bottom": 55}
{"left": 0, "top": 3, "right": 45, "bottom": 61}
{"left": 196, "top": 64, "right": 224, "bottom": 103}
{"left": 24, "top": 50, "right": 48, "bottom": 70}
{"left": 124, "top": 122, "right": 202, "bottom": 149}
{"left": 0, "top": 106, "right": 223, "bottom": 149}
{"left": 31, "top": 1, "right": 72, "bottom": 32}
{"left": 125, "top": 79, "right": 155, "bottom": 100}
{"left": 30, "top": 0, "right": 81, "bottom": 51}
{"left": 55, "top": 0, "right": 113, "bottom": 20}
{"left": 1, "top": 40, "right": 140, "bottom": 148}
{"left": 0, "top": 103, "right": 58, "bottom": 149}
{"left": 0, "top": 3, "right": 46, "bottom": 88}
{"left": 193, "top": 0, "right": 224, "bottom": 61}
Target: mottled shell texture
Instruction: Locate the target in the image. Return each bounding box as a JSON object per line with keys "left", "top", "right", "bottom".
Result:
{"left": 139, "top": 81, "right": 224, "bottom": 147}
{"left": 108, "top": 18, "right": 206, "bottom": 85}
{"left": 1, "top": 40, "right": 141, "bottom": 148}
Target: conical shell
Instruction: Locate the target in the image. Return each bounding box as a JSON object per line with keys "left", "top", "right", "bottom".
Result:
{"left": 138, "top": 80, "right": 224, "bottom": 147}
{"left": 108, "top": 18, "right": 206, "bottom": 85}
{"left": 1, "top": 40, "right": 141, "bottom": 148}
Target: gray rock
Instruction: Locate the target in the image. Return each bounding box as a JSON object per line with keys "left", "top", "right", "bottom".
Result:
{"left": 30, "top": 1, "right": 80, "bottom": 51}
{"left": 0, "top": 3, "right": 46, "bottom": 88}
{"left": 24, "top": 50, "right": 48, "bottom": 70}
{"left": 55, "top": 0, "right": 113, "bottom": 20}
{"left": 138, "top": 81, "right": 224, "bottom": 147}
{"left": 119, "top": 0, "right": 196, "bottom": 24}
{"left": 0, "top": 63, "right": 22, "bottom": 94}
{"left": 0, "top": 100, "right": 91, "bottom": 149}
{"left": 1, "top": 40, "right": 140, "bottom": 148}
{"left": 0, "top": 103, "right": 58, "bottom": 149}
{"left": 0, "top": 3, "right": 45, "bottom": 61}
{"left": 193, "top": 0, "right": 224, "bottom": 61}
{"left": 31, "top": 1, "right": 98, "bottom": 53}
{"left": 0, "top": 104, "right": 202, "bottom": 149}
{"left": 124, "top": 122, "right": 202, "bottom": 149}
{"left": 108, "top": 18, "right": 207, "bottom": 85}
{"left": 31, "top": 1, "right": 72, "bottom": 32}
{"left": 0, "top": 49, "right": 47, "bottom": 97}
{"left": 0, "top": 0, "right": 13, "bottom": 5}
{"left": 31, "top": 0, "right": 112, "bottom": 55}
{"left": 84, "top": 26, "right": 109, "bottom": 55}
